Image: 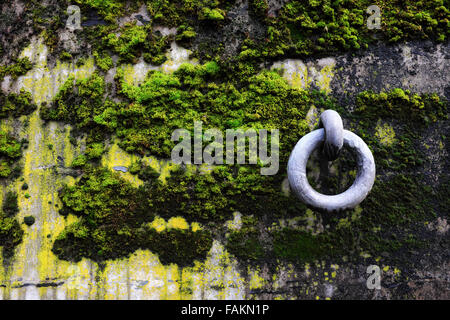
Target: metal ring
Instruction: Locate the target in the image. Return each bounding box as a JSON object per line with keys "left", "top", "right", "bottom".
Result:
{"left": 287, "top": 128, "right": 376, "bottom": 212}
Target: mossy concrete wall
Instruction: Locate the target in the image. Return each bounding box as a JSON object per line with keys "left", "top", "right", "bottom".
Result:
{"left": 0, "top": 0, "right": 448, "bottom": 299}
{"left": 0, "top": 38, "right": 246, "bottom": 300}
{"left": 0, "top": 34, "right": 448, "bottom": 299}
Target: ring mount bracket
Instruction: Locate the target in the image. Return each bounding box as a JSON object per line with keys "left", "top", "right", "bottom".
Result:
{"left": 287, "top": 112, "right": 376, "bottom": 212}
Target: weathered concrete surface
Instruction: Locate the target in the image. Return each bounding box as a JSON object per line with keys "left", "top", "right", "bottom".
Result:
{"left": 0, "top": 35, "right": 447, "bottom": 300}
{"left": 272, "top": 41, "right": 450, "bottom": 102}
{"left": 0, "top": 0, "right": 448, "bottom": 300}
{"left": 331, "top": 41, "right": 450, "bottom": 103}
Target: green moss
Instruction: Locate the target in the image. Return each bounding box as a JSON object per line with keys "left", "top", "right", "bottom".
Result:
{"left": 145, "top": 0, "right": 183, "bottom": 27}
{"left": 0, "top": 131, "right": 24, "bottom": 180}
{"left": 76, "top": 57, "right": 88, "bottom": 68}
{"left": 128, "top": 160, "right": 142, "bottom": 175}
{"left": 45, "top": 42, "right": 447, "bottom": 268}
{"left": 27, "top": 0, "right": 65, "bottom": 50}
{"left": 104, "top": 63, "right": 312, "bottom": 161}
{"left": 141, "top": 32, "right": 171, "bottom": 65}
{"left": 137, "top": 227, "right": 213, "bottom": 266}
{"left": 145, "top": 0, "right": 235, "bottom": 27}
{"left": 176, "top": 25, "right": 197, "bottom": 46}
{"left": 226, "top": 215, "right": 264, "bottom": 261}
{"left": 57, "top": 166, "right": 147, "bottom": 221}
{"left": 8, "top": 0, "right": 447, "bottom": 278}
{"left": 73, "top": 0, "right": 130, "bottom": 23}
{"left": 0, "top": 57, "right": 33, "bottom": 82}
{"left": 103, "top": 22, "right": 148, "bottom": 63}
{"left": 53, "top": 86, "right": 446, "bottom": 269}
{"left": 273, "top": 229, "right": 329, "bottom": 262}
{"left": 41, "top": 72, "right": 117, "bottom": 147}
{"left": 143, "top": 166, "right": 245, "bottom": 223}
{"left": 338, "top": 89, "right": 448, "bottom": 173}
{"left": 265, "top": 89, "right": 447, "bottom": 266}
{"left": 2, "top": 191, "right": 19, "bottom": 217}
{"left": 93, "top": 50, "right": 114, "bottom": 72}
{"left": 250, "top": 0, "right": 269, "bottom": 20}
{"left": 52, "top": 166, "right": 151, "bottom": 262}
{"left": 237, "top": 0, "right": 449, "bottom": 60}
{"left": 35, "top": 1, "right": 447, "bottom": 268}
{"left": 71, "top": 154, "right": 87, "bottom": 168}
{"left": 59, "top": 51, "right": 73, "bottom": 61}
{"left": 85, "top": 142, "right": 105, "bottom": 160}
{"left": 52, "top": 166, "right": 213, "bottom": 266}
{"left": 272, "top": 172, "right": 437, "bottom": 264}
{"left": 42, "top": 61, "right": 319, "bottom": 163}
{"left": 0, "top": 214, "right": 23, "bottom": 260}
{"left": 0, "top": 132, "right": 21, "bottom": 159}
{"left": 0, "top": 189, "right": 23, "bottom": 261}
{"left": 200, "top": 7, "right": 225, "bottom": 21}
{"left": 136, "top": 163, "right": 160, "bottom": 180}
{"left": 53, "top": 153, "right": 309, "bottom": 264}
{"left": 24, "top": 0, "right": 450, "bottom": 74}
{"left": 0, "top": 90, "right": 37, "bottom": 119}
{"left": 354, "top": 89, "right": 447, "bottom": 125}
{"left": 42, "top": 73, "right": 107, "bottom": 127}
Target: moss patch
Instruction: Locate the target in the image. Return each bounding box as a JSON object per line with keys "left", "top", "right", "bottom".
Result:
{"left": 2, "top": 191, "right": 19, "bottom": 217}
{"left": 0, "top": 57, "right": 33, "bottom": 82}
{"left": 0, "top": 131, "right": 24, "bottom": 179}
{"left": 101, "top": 22, "right": 172, "bottom": 64}
{"left": 52, "top": 165, "right": 214, "bottom": 266}
{"left": 46, "top": 62, "right": 320, "bottom": 163}
{"left": 226, "top": 215, "right": 265, "bottom": 262}
{"left": 0, "top": 191, "right": 23, "bottom": 261}
{"left": 250, "top": 0, "right": 449, "bottom": 59}
{"left": 0, "top": 90, "right": 37, "bottom": 119}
